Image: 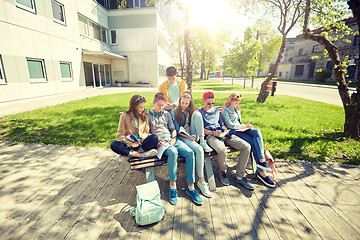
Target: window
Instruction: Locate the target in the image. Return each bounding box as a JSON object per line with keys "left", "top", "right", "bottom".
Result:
{"left": 278, "top": 72, "right": 282, "bottom": 77}
{"left": 90, "top": 22, "right": 101, "bottom": 41}
{"left": 110, "top": 30, "right": 117, "bottom": 44}
{"left": 16, "top": 0, "right": 36, "bottom": 13}
{"left": 51, "top": 0, "right": 65, "bottom": 25}
{"left": 312, "top": 45, "right": 319, "bottom": 53}
{"left": 27, "top": 58, "right": 47, "bottom": 82}
{"left": 0, "top": 55, "right": 6, "bottom": 84}
{"left": 78, "top": 15, "right": 88, "bottom": 35}
{"left": 60, "top": 62, "right": 72, "bottom": 81}
{"left": 101, "top": 28, "right": 107, "bottom": 43}
{"left": 295, "top": 65, "right": 304, "bottom": 76}
{"left": 298, "top": 48, "right": 303, "bottom": 56}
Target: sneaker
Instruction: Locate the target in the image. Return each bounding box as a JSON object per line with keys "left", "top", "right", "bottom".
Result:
{"left": 257, "top": 173, "right": 275, "bottom": 188}
{"left": 119, "top": 155, "right": 130, "bottom": 162}
{"left": 234, "top": 176, "right": 255, "bottom": 190}
{"left": 257, "top": 161, "right": 272, "bottom": 171}
{"left": 200, "top": 140, "right": 213, "bottom": 152}
{"left": 220, "top": 172, "right": 229, "bottom": 186}
{"left": 197, "top": 181, "right": 213, "bottom": 198}
{"left": 169, "top": 186, "right": 178, "bottom": 205}
{"left": 143, "top": 149, "right": 158, "bottom": 158}
{"left": 186, "top": 188, "right": 203, "bottom": 205}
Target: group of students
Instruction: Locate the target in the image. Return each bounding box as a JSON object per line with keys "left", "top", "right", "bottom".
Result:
{"left": 110, "top": 66, "right": 275, "bottom": 206}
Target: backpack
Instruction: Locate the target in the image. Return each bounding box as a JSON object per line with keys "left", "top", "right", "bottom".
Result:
{"left": 130, "top": 180, "right": 165, "bottom": 226}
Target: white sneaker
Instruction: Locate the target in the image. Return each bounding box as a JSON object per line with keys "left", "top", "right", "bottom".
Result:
{"left": 143, "top": 149, "right": 158, "bottom": 158}
{"left": 200, "top": 140, "right": 213, "bottom": 153}
{"left": 197, "top": 181, "right": 213, "bottom": 198}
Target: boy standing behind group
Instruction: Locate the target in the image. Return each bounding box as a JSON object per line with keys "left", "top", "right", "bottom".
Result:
{"left": 158, "top": 66, "right": 187, "bottom": 108}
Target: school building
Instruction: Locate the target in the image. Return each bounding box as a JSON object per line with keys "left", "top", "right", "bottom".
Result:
{"left": 0, "top": 0, "right": 172, "bottom": 102}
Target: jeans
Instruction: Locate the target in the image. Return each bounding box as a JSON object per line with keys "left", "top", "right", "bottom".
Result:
{"left": 180, "top": 137, "right": 205, "bottom": 179}
{"left": 164, "top": 138, "right": 195, "bottom": 184}
{"left": 233, "top": 129, "right": 265, "bottom": 172}
{"left": 190, "top": 111, "right": 205, "bottom": 142}
{"left": 110, "top": 134, "right": 158, "bottom": 156}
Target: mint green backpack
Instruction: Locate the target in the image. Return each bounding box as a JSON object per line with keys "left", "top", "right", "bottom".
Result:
{"left": 130, "top": 180, "right": 165, "bottom": 226}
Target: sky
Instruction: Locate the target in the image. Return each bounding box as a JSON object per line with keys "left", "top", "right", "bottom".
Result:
{"left": 170, "top": 0, "right": 303, "bottom": 41}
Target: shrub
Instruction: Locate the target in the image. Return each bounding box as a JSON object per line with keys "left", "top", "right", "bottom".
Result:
{"left": 315, "top": 69, "right": 332, "bottom": 82}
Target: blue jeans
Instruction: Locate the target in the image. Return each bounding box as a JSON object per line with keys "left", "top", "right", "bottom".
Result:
{"left": 110, "top": 134, "right": 158, "bottom": 156}
{"left": 180, "top": 137, "right": 204, "bottom": 179}
{"left": 233, "top": 129, "right": 265, "bottom": 172}
{"left": 190, "top": 111, "right": 205, "bottom": 142}
{"left": 164, "top": 138, "right": 195, "bottom": 184}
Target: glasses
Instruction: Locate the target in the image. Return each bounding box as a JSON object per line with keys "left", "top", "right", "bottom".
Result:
{"left": 207, "top": 102, "right": 215, "bottom": 106}
{"left": 136, "top": 96, "right": 145, "bottom": 102}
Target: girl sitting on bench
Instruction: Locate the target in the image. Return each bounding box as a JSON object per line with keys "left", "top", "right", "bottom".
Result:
{"left": 110, "top": 95, "right": 158, "bottom": 160}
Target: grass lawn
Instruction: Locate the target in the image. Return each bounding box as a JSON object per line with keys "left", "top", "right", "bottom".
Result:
{"left": 0, "top": 91, "right": 359, "bottom": 165}
{"left": 191, "top": 78, "right": 259, "bottom": 92}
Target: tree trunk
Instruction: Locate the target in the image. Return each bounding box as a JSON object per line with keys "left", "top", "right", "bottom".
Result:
{"left": 257, "top": 35, "right": 286, "bottom": 103}
{"left": 178, "top": 43, "right": 183, "bottom": 79}
{"left": 184, "top": 5, "right": 192, "bottom": 91}
{"left": 303, "top": 0, "right": 359, "bottom": 140}
{"left": 347, "top": 0, "right": 360, "bottom": 140}
{"left": 200, "top": 50, "right": 205, "bottom": 79}
{"left": 257, "top": 52, "right": 262, "bottom": 78}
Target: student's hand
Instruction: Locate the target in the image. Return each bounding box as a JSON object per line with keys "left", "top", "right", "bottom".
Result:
{"left": 130, "top": 142, "right": 140, "bottom": 148}
{"left": 189, "top": 135, "right": 196, "bottom": 141}
{"left": 222, "top": 126, "right": 228, "bottom": 131}
{"left": 246, "top": 124, "right": 253, "bottom": 129}
{"left": 213, "top": 130, "right": 222, "bottom": 136}
{"left": 157, "top": 139, "right": 166, "bottom": 148}
{"left": 168, "top": 138, "right": 176, "bottom": 145}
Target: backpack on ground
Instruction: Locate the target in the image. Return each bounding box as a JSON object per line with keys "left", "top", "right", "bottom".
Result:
{"left": 130, "top": 180, "right": 165, "bottom": 226}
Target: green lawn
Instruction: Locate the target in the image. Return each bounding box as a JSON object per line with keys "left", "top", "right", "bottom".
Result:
{"left": 191, "top": 78, "right": 259, "bottom": 92}
{"left": 0, "top": 92, "right": 359, "bottom": 165}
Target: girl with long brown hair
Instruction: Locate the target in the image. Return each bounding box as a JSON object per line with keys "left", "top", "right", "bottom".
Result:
{"left": 110, "top": 95, "right": 158, "bottom": 159}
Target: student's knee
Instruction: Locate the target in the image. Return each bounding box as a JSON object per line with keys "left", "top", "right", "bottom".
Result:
{"left": 147, "top": 134, "right": 158, "bottom": 142}
{"left": 166, "top": 147, "right": 178, "bottom": 159}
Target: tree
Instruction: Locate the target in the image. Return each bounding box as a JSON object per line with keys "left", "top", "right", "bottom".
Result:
{"left": 303, "top": 0, "right": 360, "bottom": 140}
{"left": 252, "top": 20, "right": 282, "bottom": 77}
{"left": 233, "top": 0, "right": 306, "bottom": 103}
{"left": 169, "top": 20, "right": 185, "bottom": 78}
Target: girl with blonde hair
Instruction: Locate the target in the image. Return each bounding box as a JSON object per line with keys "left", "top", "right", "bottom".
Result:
{"left": 221, "top": 93, "right": 275, "bottom": 188}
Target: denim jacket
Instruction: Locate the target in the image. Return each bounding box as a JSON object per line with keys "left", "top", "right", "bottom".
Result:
{"left": 170, "top": 107, "right": 189, "bottom": 133}
{"left": 221, "top": 106, "right": 242, "bottom": 130}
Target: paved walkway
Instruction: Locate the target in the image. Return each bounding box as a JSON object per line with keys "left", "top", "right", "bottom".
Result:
{"left": 0, "top": 141, "right": 359, "bottom": 239}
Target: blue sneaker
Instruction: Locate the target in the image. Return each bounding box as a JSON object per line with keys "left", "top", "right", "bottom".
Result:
{"left": 169, "top": 186, "right": 178, "bottom": 205}
{"left": 186, "top": 188, "right": 203, "bottom": 205}
{"left": 234, "top": 176, "right": 255, "bottom": 190}
{"left": 257, "top": 161, "right": 272, "bottom": 171}
{"left": 220, "top": 172, "right": 230, "bottom": 186}
{"left": 257, "top": 173, "right": 275, "bottom": 188}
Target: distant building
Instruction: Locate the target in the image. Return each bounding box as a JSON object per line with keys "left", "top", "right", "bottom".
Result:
{"left": 0, "top": 0, "right": 171, "bottom": 102}
{"left": 276, "top": 18, "right": 359, "bottom": 82}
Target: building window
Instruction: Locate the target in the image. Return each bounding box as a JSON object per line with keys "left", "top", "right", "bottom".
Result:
{"left": 78, "top": 15, "right": 88, "bottom": 35}
{"left": 60, "top": 62, "right": 72, "bottom": 81}
{"left": 51, "top": 0, "right": 66, "bottom": 25}
{"left": 110, "top": 30, "right": 117, "bottom": 44}
{"left": 278, "top": 72, "right": 282, "bottom": 77}
{"left": 0, "top": 55, "right": 6, "bottom": 85}
{"left": 90, "top": 22, "right": 101, "bottom": 41}
{"left": 312, "top": 45, "right": 319, "bottom": 53}
{"left": 27, "top": 58, "right": 47, "bottom": 82}
{"left": 101, "top": 28, "right": 107, "bottom": 43}
{"left": 298, "top": 48, "right": 303, "bottom": 56}
{"left": 295, "top": 65, "right": 304, "bottom": 76}
{"left": 16, "top": 0, "right": 36, "bottom": 13}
